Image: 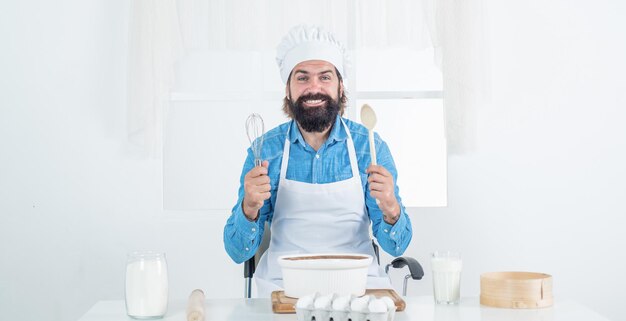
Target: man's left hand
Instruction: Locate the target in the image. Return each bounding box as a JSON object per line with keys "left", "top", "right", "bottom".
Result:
{"left": 366, "top": 165, "right": 400, "bottom": 224}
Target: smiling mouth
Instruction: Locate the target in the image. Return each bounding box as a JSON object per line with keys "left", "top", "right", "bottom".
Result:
{"left": 303, "top": 99, "right": 326, "bottom": 107}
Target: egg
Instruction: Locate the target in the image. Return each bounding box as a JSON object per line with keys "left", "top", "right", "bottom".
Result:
{"left": 332, "top": 294, "right": 352, "bottom": 311}
{"left": 296, "top": 293, "right": 317, "bottom": 309}
{"left": 380, "top": 296, "right": 396, "bottom": 310}
{"left": 368, "top": 298, "right": 388, "bottom": 313}
{"left": 314, "top": 293, "right": 334, "bottom": 310}
{"left": 380, "top": 296, "right": 397, "bottom": 321}
{"left": 350, "top": 295, "right": 371, "bottom": 312}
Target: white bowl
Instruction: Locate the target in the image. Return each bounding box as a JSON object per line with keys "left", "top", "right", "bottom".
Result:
{"left": 278, "top": 253, "right": 373, "bottom": 298}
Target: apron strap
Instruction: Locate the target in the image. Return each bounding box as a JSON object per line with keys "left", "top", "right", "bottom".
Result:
{"left": 340, "top": 119, "right": 361, "bottom": 179}
{"left": 279, "top": 122, "right": 293, "bottom": 179}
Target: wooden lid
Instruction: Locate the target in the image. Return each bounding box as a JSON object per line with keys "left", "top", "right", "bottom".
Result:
{"left": 480, "top": 272, "right": 553, "bottom": 309}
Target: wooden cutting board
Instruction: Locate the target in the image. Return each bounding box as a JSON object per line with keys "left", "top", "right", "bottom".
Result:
{"left": 271, "top": 289, "right": 406, "bottom": 314}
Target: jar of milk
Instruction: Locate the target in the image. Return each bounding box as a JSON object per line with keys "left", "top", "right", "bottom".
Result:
{"left": 125, "top": 251, "right": 169, "bottom": 319}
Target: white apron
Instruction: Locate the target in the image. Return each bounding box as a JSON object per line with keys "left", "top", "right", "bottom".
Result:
{"left": 253, "top": 119, "right": 391, "bottom": 297}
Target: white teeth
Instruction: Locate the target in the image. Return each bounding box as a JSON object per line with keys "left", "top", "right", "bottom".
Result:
{"left": 305, "top": 99, "right": 323, "bottom": 104}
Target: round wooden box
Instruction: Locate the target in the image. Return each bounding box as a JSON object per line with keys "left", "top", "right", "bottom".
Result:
{"left": 480, "top": 272, "right": 553, "bottom": 308}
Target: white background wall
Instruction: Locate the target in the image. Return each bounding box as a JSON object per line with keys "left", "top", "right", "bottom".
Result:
{"left": 1, "top": 1, "right": 625, "bottom": 321}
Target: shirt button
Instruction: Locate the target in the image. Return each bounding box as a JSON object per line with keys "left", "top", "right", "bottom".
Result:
{"left": 391, "top": 231, "right": 396, "bottom": 235}
{"left": 251, "top": 227, "right": 256, "bottom": 232}
{"left": 384, "top": 229, "right": 389, "bottom": 233}
{"left": 315, "top": 154, "right": 320, "bottom": 159}
{"left": 245, "top": 247, "right": 249, "bottom": 251}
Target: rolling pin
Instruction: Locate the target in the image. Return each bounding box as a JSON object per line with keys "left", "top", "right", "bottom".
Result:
{"left": 186, "top": 289, "right": 205, "bottom": 321}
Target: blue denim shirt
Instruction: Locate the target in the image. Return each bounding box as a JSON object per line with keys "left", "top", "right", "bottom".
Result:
{"left": 223, "top": 115, "right": 413, "bottom": 263}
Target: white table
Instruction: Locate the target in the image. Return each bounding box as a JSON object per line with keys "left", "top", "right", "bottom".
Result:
{"left": 78, "top": 296, "right": 612, "bottom": 321}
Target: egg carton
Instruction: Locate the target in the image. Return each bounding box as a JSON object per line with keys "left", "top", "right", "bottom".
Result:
{"left": 295, "top": 293, "right": 397, "bottom": 321}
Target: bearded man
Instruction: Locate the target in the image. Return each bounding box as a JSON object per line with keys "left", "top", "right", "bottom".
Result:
{"left": 223, "top": 25, "right": 413, "bottom": 297}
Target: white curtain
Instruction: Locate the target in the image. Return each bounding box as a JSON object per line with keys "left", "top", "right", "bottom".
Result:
{"left": 127, "top": 0, "right": 183, "bottom": 157}
{"left": 127, "top": 0, "right": 489, "bottom": 156}
{"left": 432, "top": 0, "right": 491, "bottom": 155}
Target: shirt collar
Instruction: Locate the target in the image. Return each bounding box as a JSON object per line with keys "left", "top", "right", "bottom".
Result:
{"left": 288, "top": 115, "right": 347, "bottom": 147}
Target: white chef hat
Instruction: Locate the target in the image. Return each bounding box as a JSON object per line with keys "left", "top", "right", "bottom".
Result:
{"left": 276, "top": 25, "right": 347, "bottom": 84}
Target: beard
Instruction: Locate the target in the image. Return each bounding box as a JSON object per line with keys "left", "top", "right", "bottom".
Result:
{"left": 289, "top": 92, "right": 340, "bottom": 133}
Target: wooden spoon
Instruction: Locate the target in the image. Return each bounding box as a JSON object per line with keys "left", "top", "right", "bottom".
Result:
{"left": 360, "top": 104, "right": 377, "bottom": 166}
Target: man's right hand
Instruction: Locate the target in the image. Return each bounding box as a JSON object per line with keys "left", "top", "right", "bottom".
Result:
{"left": 242, "top": 160, "right": 271, "bottom": 221}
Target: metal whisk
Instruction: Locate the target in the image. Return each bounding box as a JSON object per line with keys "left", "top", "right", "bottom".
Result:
{"left": 245, "top": 113, "right": 265, "bottom": 167}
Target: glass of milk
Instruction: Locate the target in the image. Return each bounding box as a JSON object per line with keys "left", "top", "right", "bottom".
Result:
{"left": 431, "top": 251, "right": 462, "bottom": 305}
{"left": 125, "top": 251, "right": 169, "bottom": 319}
